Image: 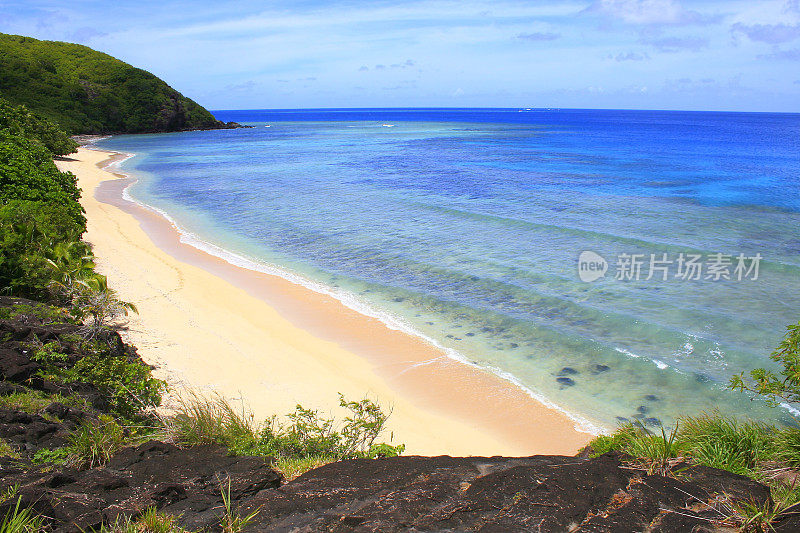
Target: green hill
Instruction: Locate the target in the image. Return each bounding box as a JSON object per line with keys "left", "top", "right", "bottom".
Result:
{"left": 0, "top": 33, "right": 234, "bottom": 134}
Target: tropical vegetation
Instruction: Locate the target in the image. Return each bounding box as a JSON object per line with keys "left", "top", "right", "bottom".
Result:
{"left": 0, "top": 33, "right": 231, "bottom": 134}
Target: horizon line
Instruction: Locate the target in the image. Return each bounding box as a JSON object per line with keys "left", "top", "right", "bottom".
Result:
{"left": 210, "top": 106, "right": 800, "bottom": 115}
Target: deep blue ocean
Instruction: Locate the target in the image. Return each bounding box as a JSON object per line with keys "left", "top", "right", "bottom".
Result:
{"left": 94, "top": 108, "right": 800, "bottom": 431}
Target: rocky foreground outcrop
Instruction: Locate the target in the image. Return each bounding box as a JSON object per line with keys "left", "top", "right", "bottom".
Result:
{"left": 3, "top": 443, "right": 799, "bottom": 532}
{"left": 2, "top": 297, "right": 800, "bottom": 532}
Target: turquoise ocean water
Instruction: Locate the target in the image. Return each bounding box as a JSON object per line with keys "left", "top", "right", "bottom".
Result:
{"left": 94, "top": 108, "right": 800, "bottom": 432}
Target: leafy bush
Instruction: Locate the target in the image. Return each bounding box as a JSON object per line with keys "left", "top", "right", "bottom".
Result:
{"left": 0, "top": 134, "right": 84, "bottom": 227}
{"left": 57, "top": 352, "right": 164, "bottom": 421}
{"left": 0, "top": 200, "right": 87, "bottom": 297}
{"left": 0, "top": 98, "right": 76, "bottom": 156}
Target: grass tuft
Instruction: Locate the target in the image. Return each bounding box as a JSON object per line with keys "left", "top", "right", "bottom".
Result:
{"left": 0, "top": 440, "right": 20, "bottom": 460}
{"left": 0, "top": 490, "right": 43, "bottom": 533}
{"left": 65, "top": 415, "right": 128, "bottom": 468}
{"left": 100, "top": 508, "right": 186, "bottom": 533}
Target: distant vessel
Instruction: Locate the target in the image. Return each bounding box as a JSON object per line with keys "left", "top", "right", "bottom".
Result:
{"left": 382, "top": 124, "right": 395, "bottom": 127}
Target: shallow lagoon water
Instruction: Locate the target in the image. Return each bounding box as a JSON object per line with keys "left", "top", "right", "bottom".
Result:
{"left": 95, "top": 108, "right": 800, "bottom": 431}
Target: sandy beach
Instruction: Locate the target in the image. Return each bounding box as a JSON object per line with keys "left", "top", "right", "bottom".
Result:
{"left": 56, "top": 147, "right": 593, "bottom": 457}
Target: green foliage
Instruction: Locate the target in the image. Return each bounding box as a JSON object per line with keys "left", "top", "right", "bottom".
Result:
{"left": 0, "top": 33, "right": 227, "bottom": 134}
{"left": 0, "top": 494, "right": 43, "bottom": 533}
{"left": 65, "top": 415, "right": 128, "bottom": 468}
{"left": 0, "top": 440, "right": 19, "bottom": 459}
{"left": 728, "top": 482, "right": 800, "bottom": 533}
{"left": 69, "top": 274, "right": 139, "bottom": 338}
{"left": 0, "top": 134, "right": 84, "bottom": 226}
{"left": 31, "top": 447, "right": 70, "bottom": 466}
{"left": 273, "top": 455, "right": 332, "bottom": 481}
{"left": 0, "top": 200, "right": 87, "bottom": 297}
{"left": 590, "top": 413, "right": 777, "bottom": 477}
{"left": 0, "top": 97, "right": 76, "bottom": 156}
{"left": 590, "top": 422, "right": 682, "bottom": 475}
{"left": 679, "top": 413, "right": 775, "bottom": 476}
{"left": 54, "top": 351, "right": 164, "bottom": 421}
{"left": 0, "top": 301, "right": 73, "bottom": 323}
{"left": 100, "top": 508, "right": 187, "bottom": 533}
{"left": 165, "top": 394, "right": 404, "bottom": 477}
{"left": 590, "top": 413, "right": 800, "bottom": 530}
{"left": 773, "top": 427, "right": 800, "bottom": 469}
{"left": 731, "top": 321, "right": 800, "bottom": 408}
{"left": 0, "top": 388, "right": 85, "bottom": 416}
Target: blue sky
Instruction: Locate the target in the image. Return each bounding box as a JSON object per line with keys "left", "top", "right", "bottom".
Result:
{"left": 2, "top": 0, "right": 799, "bottom": 111}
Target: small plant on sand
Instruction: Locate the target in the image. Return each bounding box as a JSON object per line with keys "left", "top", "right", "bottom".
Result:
{"left": 69, "top": 275, "right": 137, "bottom": 338}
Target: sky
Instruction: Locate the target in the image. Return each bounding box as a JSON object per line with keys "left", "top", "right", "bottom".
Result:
{"left": 1, "top": 0, "right": 799, "bottom": 111}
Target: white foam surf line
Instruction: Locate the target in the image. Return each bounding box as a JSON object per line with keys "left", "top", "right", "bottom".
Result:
{"left": 780, "top": 402, "right": 800, "bottom": 418}
{"left": 89, "top": 145, "right": 604, "bottom": 436}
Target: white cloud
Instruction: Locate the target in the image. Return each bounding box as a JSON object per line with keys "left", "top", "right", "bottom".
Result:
{"left": 588, "top": 0, "right": 719, "bottom": 25}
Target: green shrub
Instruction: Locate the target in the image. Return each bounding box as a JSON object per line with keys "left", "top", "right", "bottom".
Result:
{"left": 55, "top": 352, "right": 164, "bottom": 421}
{"left": 0, "top": 134, "right": 84, "bottom": 227}
{"left": 731, "top": 320, "right": 800, "bottom": 407}
{"left": 0, "top": 98, "right": 76, "bottom": 156}
{"left": 0, "top": 200, "right": 87, "bottom": 297}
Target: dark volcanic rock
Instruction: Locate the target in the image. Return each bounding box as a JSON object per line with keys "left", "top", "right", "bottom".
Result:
{"left": 0, "top": 441, "right": 281, "bottom": 533}
{"left": 237, "top": 452, "right": 770, "bottom": 532}
{"left": 0, "top": 445, "right": 776, "bottom": 533}
{"left": 556, "top": 376, "right": 575, "bottom": 387}
{"left": 0, "top": 408, "right": 70, "bottom": 454}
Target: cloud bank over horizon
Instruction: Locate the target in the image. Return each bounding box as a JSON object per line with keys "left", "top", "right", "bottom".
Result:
{"left": 1, "top": 0, "right": 799, "bottom": 111}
